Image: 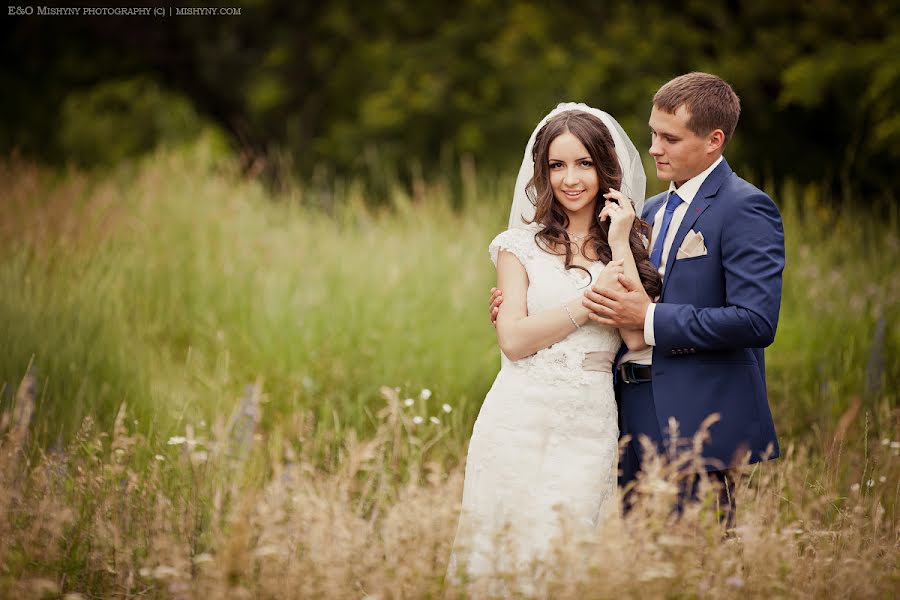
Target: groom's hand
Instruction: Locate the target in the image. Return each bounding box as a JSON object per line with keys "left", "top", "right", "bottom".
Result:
{"left": 489, "top": 287, "right": 503, "bottom": 326}
{"left": 583, "top": 275, "right": 651, "bottom": 329}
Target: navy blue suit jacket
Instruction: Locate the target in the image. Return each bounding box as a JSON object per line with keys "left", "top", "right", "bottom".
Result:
{"left": 641, "top": 158, "right": 784, "bottom": 469}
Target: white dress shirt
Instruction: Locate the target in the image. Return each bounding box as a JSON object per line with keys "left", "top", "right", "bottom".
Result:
{"left": 620, "top": 155, "right": 723, "bottom": 365}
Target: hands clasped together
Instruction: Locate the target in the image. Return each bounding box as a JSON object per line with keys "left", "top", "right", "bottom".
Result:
{"left": 491, "top": 189, "right": 652, "bottom": 331}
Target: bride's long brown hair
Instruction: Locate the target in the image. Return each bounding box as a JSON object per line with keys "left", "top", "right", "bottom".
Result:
{"left": 527, "top": 110, "right": 661, "bottom": 297}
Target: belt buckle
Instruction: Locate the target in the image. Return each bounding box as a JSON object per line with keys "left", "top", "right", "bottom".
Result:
{"left": 619, "top": 363, "right": 634, "bottom": 384}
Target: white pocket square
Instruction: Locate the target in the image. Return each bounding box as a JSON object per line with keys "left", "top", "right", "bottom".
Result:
{"left": 676, "top": 230, "right": 707, "bottom": 259}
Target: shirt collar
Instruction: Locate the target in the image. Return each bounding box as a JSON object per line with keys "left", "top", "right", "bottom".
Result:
{"left": 666, "top": 155, "right": 724, "bottom": 205}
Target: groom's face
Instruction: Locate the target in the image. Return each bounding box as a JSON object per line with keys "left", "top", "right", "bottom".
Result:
{"left": 648, "top": 104, "right": 718, "bottom": 187}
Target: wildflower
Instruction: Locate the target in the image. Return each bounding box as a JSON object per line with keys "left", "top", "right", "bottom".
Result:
{"left": 442, "top": 403, "right": 452, "bottom": 413}
{"left": 890, "top": 441, "right": 900, "bottom": 450}
{"left": 637, "top": 562, "right": 675, "bottom": 581}
{"left": 429, "top": 416, "right": 441, "bottom": 425}
{"left": 167, "top": 436, "right": 187, "bottom": 446}
{"left": 254, "top": 545, "right": 282, "bottom": 558}
{"left": 192, "top": 553, "right": 213, "bottom": 565}
{"left": 412, "top": 416, "right": 424, "bottom": 425}
{"left": 191, "top": 451, "right": 208, "bottom": 465}
{"left": 154, "top": 454, "right": 165, "bottom": 462}
{"left": 881, "top": 438, "right": 891, "bottom": 446}
{"left": 879, "top": 476, "right": 887, "bottom": 483}
{"left": 726, "top": 575, "right": 745, "bottom": 588}
{"left": 867, "top": 479, "right": 874, "bottom": 487}
{"left": 152, "top": 565, "right": 179, "bottom": 579}
{"left": 403, "top": 398, "right": 415, "bottom": 407}
{"left": 420, "top": 388, "right": 432, "bottom": 400}
{"left": 850, "top": 483, "right": 860, "bottom": 493}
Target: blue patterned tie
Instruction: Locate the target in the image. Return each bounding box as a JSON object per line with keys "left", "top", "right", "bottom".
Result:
{"left": 649, "top": 192, "right": 683, "bottom": 268}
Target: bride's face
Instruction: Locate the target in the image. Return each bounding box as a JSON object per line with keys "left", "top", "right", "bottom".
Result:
{"left": 547, "top": 131, "right": 600, "bottom": 218}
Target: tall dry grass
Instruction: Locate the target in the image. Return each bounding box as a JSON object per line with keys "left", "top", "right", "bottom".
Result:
{"left": 1, "top": 374, "right": 897, "bottom": 599}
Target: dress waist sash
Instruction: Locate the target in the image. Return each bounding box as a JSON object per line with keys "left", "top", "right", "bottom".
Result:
{"left": 581, "top": 350, "right": 616, "bottom": 373}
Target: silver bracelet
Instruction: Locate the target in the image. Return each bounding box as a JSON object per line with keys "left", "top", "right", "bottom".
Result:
{"left": 564, "top": 304, "right": 580, "bottom": 329}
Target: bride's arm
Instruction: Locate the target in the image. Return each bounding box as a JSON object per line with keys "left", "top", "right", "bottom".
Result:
{"left": 609, "top": 240, "right": 649, "bottom": 351}
{"left": 495, "top": 250, "right": 618, "bottom": 361}
{"left": 601, "top": 193, "right": 650, "bottom": 352}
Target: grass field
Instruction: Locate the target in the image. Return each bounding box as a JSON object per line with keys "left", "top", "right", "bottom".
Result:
{"left": 1, "top": 142, "right": 898, "bottom": 598}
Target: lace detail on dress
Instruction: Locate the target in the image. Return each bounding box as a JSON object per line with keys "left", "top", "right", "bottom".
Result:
{"left": 508, "top": 323, "right": 620, "bottom": 388}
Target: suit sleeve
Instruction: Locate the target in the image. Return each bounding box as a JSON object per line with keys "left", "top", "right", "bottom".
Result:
{"left": 652, "top": 191, "right": 785, "bottom": 350}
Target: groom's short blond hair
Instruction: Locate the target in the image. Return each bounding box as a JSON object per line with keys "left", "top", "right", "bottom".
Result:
{"left": 654, "top": 72, "right": 740, "bottom": 144}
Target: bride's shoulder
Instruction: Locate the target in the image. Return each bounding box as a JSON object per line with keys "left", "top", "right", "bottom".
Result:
{"left": 488, "top": 224, "right": 542, "bottom": 266}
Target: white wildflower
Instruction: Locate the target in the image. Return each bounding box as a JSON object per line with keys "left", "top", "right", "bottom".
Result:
{"left": 429, "top": 416, "right": 441, "bottom": 425}
{"left": 850, "top": 483, "right": 860, "bottom": 493}
{"left": 637, "top": 562, "right": 675, "bottom": 581}
{"left": 420, "top": 388, "right": 432, "bottom": 400}
{"left": 154, "top": 454, "right": 165, "bottom": 462}
{"left": 866, "top": 479, "right": 874, "bottom": 487}
{"left": 167, "top": 436, "right": 187, "bottom": 446}
{"left": 403, "top": 398, "right": 415, "bottom": 407}
{"left": 191, "top": 451, "right": 208, "bottom": 465}
{"left": 881, "top": 438, "right": 891, "bottom": 446}
{"left": 192, "top": 553, "right": 213, "bottom": 565}
{"left": 879, "top": 476, "right": 887, "bottom": 483}
{"left": 152, "top": 565, "right": 179, "bottom": 579}
{"left": 725, "top": 575, "right": 745, "bottom": 588}
{"left": 890, "top": 441, "right": 900, "bottom": 450}
{"left": 253, "top": 545, "right": 283, "bottom": 558}
{"left": 412, "top": 416, "right": 424, "bottom": 425}
{"left": 442, "top": 403, "right": 452, "bottom": 413}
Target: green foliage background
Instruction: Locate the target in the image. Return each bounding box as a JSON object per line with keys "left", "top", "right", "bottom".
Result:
{"left": 2, "top": 0, "right": 898, "bottom": 198}
{"left": 1, "top": 1, "right": 898, "bottom": 451}
{"left": 1, "top": 143, "right": 896, "bottom": 455}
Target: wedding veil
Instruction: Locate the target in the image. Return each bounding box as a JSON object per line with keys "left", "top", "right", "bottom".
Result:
{"left": 508, "top": 102, "right": 646, "bottom": 230}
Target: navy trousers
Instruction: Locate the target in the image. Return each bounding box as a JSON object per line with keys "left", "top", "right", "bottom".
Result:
{"left": 617, "top": 379, "right": 736, "bottom": 526}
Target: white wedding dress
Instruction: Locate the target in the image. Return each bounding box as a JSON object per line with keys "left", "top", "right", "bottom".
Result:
{"left": 449, "top": 223, "right": 621, "bottom": 585}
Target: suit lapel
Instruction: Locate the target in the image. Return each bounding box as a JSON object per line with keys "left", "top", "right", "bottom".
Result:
{"left": 660, "top": 159, "right": 732, "bottom": 297}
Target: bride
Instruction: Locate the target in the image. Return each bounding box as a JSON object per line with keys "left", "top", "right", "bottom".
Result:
{"left": 448, "top": 104, "right": 661, "bottom": 585}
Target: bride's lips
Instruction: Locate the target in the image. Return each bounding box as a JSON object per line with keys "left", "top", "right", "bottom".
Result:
{"left": 563, "top": 190, "right": 585, "bottom": 198}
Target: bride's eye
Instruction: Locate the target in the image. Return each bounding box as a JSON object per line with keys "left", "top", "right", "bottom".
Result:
{"left": 549, "top": 161, "right": 563, "bottom": 169}
{"left": 581, "top": 160, "right": 594, "bottom": 167}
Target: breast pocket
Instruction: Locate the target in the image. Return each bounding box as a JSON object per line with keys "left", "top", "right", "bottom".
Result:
{"left": 674, "top": 254, "right": 709, "bottom": 264}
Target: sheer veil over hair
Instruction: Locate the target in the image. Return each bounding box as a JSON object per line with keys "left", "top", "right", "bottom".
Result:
{"left": 508, "top": 102, "right": 646, "bottom": 230}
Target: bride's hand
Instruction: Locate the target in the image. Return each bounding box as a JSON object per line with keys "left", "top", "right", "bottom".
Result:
{"left": 590, "top": 259, "right": 625, "bottom": 293}
{"left": 598, "top": 188, "right": 635, "bottom": 247}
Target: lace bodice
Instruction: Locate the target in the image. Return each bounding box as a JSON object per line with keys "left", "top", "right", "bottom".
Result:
{"left": 489, "top": 224, "right": 622, "bottom": 385}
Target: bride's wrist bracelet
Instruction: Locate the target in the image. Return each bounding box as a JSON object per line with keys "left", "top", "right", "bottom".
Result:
{"left": 564, "top": 304, "right": 580, "bottom": 330}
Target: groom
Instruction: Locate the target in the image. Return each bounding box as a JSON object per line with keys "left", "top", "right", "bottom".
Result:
{"left": 491, "top": 73, "right": 785, "bottom": 519}
{"left": 582, "top": 72, "right": 784, "bottom": 520}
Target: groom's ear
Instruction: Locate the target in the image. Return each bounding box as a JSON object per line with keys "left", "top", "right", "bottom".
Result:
{"left": 706, "top": 129, "right": 726, "bottom": 154}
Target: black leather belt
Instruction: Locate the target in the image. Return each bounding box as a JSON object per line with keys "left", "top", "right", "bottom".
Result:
{"left": 618, "top": 362, "right": 652, "bottom": 384}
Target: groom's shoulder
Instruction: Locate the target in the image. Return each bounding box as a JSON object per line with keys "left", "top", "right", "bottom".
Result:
{"left": 721, "top": 171, "right": 779, "bottom": 211}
